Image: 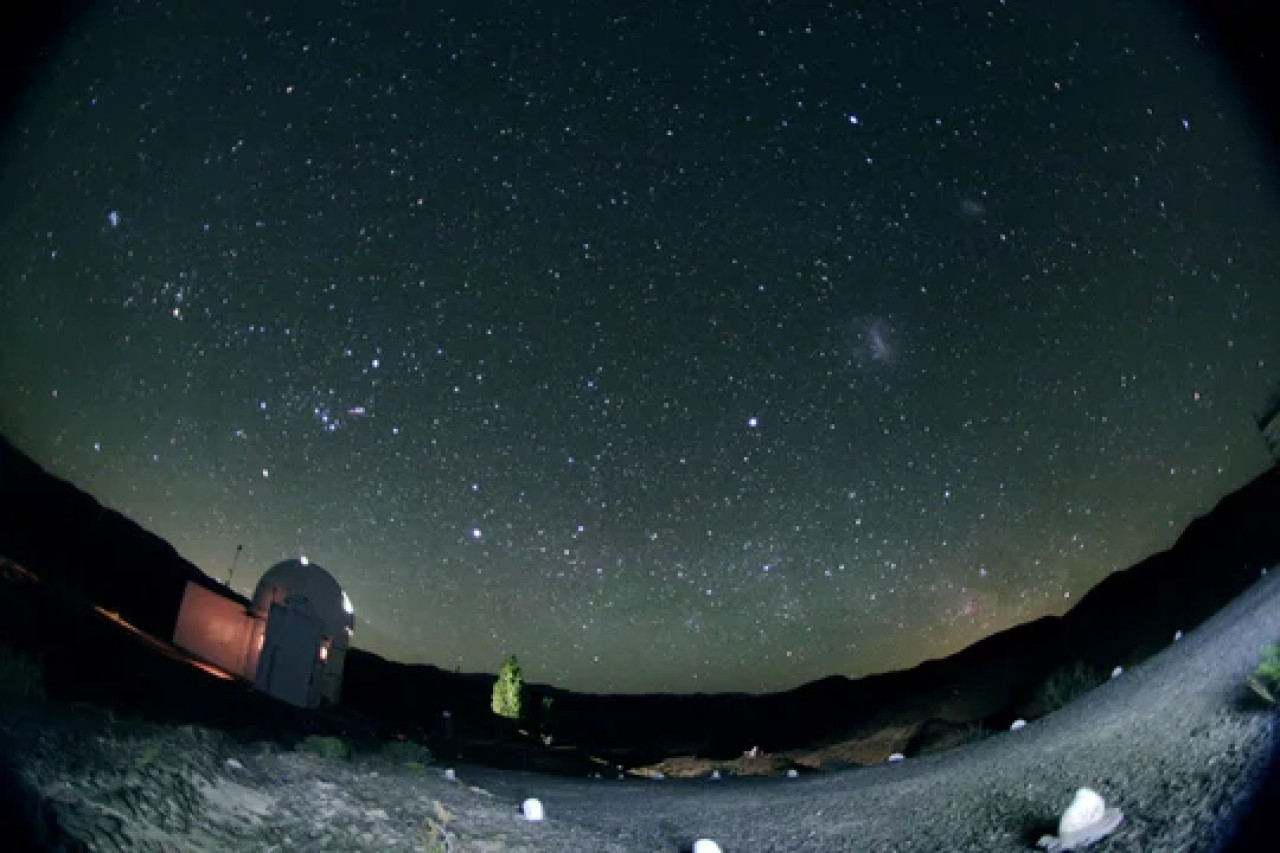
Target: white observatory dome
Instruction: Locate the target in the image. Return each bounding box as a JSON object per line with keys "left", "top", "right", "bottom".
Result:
{"left": 252, "top": 558, "right": 354, "bottom": 638}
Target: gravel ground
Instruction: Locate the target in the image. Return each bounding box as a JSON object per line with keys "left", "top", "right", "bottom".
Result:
{"left": 2, "top": 567, "right": 1277, "bottom": 852}
{"left": 0, "top": 703, "right": 635, "bottom": 852}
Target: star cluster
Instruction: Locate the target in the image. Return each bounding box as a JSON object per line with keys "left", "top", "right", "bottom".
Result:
{"left": 1, "top": 0, "right": 1278, "bottom": 693}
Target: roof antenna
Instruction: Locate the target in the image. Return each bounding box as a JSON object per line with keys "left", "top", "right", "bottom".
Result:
{"left": 227, "top": 544, "right": 243, "bottom": 589}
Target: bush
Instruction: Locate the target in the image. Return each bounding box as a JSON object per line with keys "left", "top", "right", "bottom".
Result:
{"left": 1248, "top": 644, "right": 1280, "bottom": 704}
{"left": 0, "top": 644, "right": 45, "bottom": 703}
{"left": 296, "top": 735, "right": 352, "bottom": 760}
{"left": 1033, "top": 661, "right": 1106, "bottom": 714}
{"left": 381, "top": 738, "right": 434, "bottom": 767}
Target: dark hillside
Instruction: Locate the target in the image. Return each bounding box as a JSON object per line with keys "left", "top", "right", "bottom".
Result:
{"left": 0, "top": 435, "right": 220, "bottom": 639}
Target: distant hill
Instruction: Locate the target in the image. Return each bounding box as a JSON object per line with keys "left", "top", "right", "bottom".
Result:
{"left": 3, "top": 433, "right": 1279, "bottom": 760}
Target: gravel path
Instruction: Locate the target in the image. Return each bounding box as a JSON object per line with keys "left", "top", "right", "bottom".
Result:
{"left": 3, "top": 568, "right": 1277, "bottom": 852}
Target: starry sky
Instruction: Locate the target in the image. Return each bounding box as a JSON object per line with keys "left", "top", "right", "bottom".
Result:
{"left": 1, "top": 1, "right": 1278, "bottom": 694}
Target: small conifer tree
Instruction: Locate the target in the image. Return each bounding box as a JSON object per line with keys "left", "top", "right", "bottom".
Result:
{"left": 491, "top": 653, "right": 523, "bottom": 721}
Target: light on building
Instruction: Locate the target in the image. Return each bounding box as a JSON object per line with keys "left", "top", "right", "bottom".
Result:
{"left": 341, "top": 590, "right": 354, "bottom": 614}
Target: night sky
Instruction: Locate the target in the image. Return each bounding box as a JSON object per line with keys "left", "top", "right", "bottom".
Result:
{"left": 2, "top": 1, "right": 1278, "bottom": 694}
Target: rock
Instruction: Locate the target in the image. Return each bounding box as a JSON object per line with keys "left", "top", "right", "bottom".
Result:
{"left": 1037, "top": 787, "right": 1125, "bottom": 852}
{"left": 1059, "top": 788, "right": 1105, "bottom": 835}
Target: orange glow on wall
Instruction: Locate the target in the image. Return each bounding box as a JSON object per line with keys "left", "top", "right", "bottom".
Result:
{"left": 172, "top": 582, "right": 258, "bottom": 678}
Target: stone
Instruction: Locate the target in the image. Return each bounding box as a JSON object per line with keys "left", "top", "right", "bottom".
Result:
{"left": 521, "top": 798, "right": 544, "bottom": 821}
{"left": 1059, "top": 788, "right": 1105, "bottom": 836}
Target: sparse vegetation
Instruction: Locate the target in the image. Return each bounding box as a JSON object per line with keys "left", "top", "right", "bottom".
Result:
{"left": 1033, "top": 661, "right": 1106, "bottom": 714}
{"left": 525, "top": 691, "right": 557, "bottom": 742}
{"left": 295, "top": 734, "right": 352, "bottom": 760}
{"left": 0, "top": 643, "right": 45, "bottom": 703}
{"left": 135, "top": 743, "right": 162, "bottom": 768}
{"left": 420, "top": 799, "right": 457, "bottom": 853}
{"left": 491, "top": 654, "right": 523, "bottom": 721}
{"left": 959, "top": 720, "right": 990, "bottom": 746}
{"left": 1247, "top": 644, "right": 1280, "bottom": 704}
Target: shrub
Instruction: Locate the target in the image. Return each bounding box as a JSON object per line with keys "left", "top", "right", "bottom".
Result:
{"left": 1248, "top": 644, "right": 1280, "bottom": 704}
{"left": 0, "top": 644, "right": 45, "bottom": 703}
{"left": 296, "top": 735, "right": 352, "bottom": 760}
{"left": 381, "top": 738, "right": 434, "bottom": 767}
{"left": 491, "top": 654, "right": 523, "bottom": 721}
{"left": 1033, "top": 661, "right": 1106, "bottom": 714}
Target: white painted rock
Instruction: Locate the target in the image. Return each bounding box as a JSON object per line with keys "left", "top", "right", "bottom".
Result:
{"left": 443, "top": 767, "right": 456, "bottom": 781}
{"left": 887, "top": 753, "right": 904, "bottom": 763}
{"left": 693, "top": 840, "right": 722, "bottom": 853}
{"left": 1037, "top": 787, "right": 1124, "bottom": 851}
{"left": 1059, "top": 788, "right": 1105, "bottom": 835}
{"left": 1010, "top": 719, "right": 1027, "bottom": 731}
{"left": 521, "top": 798, "right": 544, "bottom": 821}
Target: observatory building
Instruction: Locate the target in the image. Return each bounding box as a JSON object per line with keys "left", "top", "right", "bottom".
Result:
{"left": 171, "top": 558, "right": 354, "bottom": 708}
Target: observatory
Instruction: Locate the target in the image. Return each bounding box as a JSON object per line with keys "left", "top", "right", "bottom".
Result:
{"left": 171, "top": 558, "right": 354, "bottom": 708}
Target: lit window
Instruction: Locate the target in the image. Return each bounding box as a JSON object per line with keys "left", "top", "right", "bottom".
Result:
{"left": 319, "top": 638, "right": 331, "bottom": 662}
